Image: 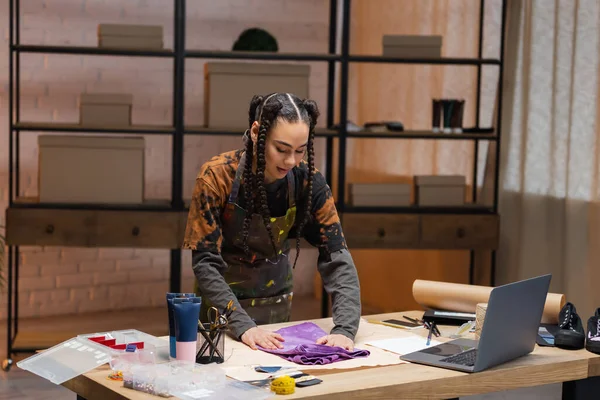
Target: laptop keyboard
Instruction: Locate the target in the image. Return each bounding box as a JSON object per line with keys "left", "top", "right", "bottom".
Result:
{"left": 440, "top": 349, "right": 478, "bottom": 366}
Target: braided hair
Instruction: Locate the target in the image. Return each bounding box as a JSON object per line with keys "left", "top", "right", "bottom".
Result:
{"left": 242, "top": 92, "right": 320, "bottom": 269}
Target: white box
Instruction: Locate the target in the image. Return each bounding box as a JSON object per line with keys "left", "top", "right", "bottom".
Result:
{"left": 414, "top": 175, "right": 465, "bottom": 206}
{"left": 382, "top": 35, "right": 442, "bottom": 58}
{"left": 349, "top": 183, "right": 411, "bottom": 206}
{"left": 204, "top": 62, "right": 310, "bottom": 129}
{"left": 38, "top": 135, "right": 145, "bottom": 204}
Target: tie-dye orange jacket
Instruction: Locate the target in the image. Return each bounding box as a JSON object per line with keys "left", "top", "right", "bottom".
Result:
{"left": 182, "top": 149, "right": 347, "bottom": 255}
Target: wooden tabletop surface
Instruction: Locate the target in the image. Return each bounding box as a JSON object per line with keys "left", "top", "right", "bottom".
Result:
{"left": 61, "top": 311, "right": 600, "bottom": 400}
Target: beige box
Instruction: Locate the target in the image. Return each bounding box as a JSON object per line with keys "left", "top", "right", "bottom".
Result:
{"left": 38, "top": 135, "right": 145, "bottom": 204}
{"left": 98, "top": 24, "right": 163, "bottom": 37}
{"left": 98, "top": 23, "right": 164, "bottom": 49}
{"left": 382, "top": 35, "right": 442, "bottom": 58}
{"left": 414, "top": 175, "right": 465, "bottom": 206}
{"left": 79, "top": 93, "right": 132, "bottom": 127}
{"left": 99, "top": 36, "right": 163, "bottom": 49}
{"left": 349, "top": 183, "right": 411, "bottom": 206}
{"left": 204, "top": 62, "right": 311, "bottom": 128}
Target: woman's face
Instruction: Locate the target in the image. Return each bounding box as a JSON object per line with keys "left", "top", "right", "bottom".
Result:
{"left": 251, "top": 119, "right": 309, "bottom": 183}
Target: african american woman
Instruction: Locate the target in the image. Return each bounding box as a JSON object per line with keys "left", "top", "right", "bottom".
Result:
{"left": 182, "top": 92, "right": 361, "bottom": 352}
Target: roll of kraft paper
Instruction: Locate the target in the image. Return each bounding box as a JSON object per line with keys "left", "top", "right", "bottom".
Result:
{"left": 412, "top": 280, "right": 565, "bottom": 324}
{"left": 166, "top": 293, "right": 196, "bottom": 359}
{"left": 173, "top": 297, "right": 202, "bottom": 362}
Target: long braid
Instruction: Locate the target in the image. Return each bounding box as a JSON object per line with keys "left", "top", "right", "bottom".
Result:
{"left": 241, "top": 95, "right": 263, "bottom": 257}
{"left": 241, "top": 136, "right": 254, "bottom": 256}
{"left": 241, "top": 93, "right": 321, "bottom": 267}
{"left": 293, "top": 102, "right": 317, "bottom": 269}
{"left": 256, "top": 119, "right": 279, "bottom": 257}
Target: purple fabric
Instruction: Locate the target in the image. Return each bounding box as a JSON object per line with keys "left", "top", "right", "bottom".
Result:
{"left": 258, "top": 322, "right": 370, "bottom": 365}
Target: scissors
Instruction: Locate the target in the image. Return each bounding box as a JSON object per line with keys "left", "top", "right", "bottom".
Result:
{"left": 208, "top": 300, "right": 235, "bottom": 330}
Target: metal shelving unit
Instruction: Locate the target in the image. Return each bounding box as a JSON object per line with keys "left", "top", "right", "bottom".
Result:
{"left": 3, "top": 0, "right": 506, "bottom": 369}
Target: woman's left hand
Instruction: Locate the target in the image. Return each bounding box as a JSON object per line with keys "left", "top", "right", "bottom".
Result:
{"left": 316, "top": 334, "right": 354, "bottom": 351}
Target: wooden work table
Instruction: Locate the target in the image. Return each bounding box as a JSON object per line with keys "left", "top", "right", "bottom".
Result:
{"left": 60, "top": 311, "right": 600, "bottom": 400}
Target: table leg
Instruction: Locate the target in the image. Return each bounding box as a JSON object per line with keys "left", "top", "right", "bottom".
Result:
{"left": 562, "top": 376, "right": 600, "bottom": 400}
{"left": 76, "top": 395, "right": 87, "bottom": 400}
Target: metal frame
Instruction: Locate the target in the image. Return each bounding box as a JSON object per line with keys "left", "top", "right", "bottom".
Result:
{"left": 4, "top": 0, "right": 505, "bottom": 365}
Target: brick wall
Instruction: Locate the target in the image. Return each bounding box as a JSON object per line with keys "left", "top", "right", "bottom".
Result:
{"left": 0, "top": 0, "right": 333, "bottom": 320}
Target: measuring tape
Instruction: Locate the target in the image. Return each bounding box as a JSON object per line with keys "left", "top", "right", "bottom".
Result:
{"left": 270, "top": 375, "right": 296, "bottom": 395}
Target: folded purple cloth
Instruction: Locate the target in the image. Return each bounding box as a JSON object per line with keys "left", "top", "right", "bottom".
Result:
{"left": 259, "top": 322, "right": 370, "bottom": 365}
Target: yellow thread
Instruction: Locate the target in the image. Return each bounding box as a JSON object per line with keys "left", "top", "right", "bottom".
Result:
{"left": 279, "top": 229, "right": 284, "bottom": 235}
{"left": 266, "top": 280, "right": 275, "bottom": 287}
{"left": 271, "top": 217, "right": 277, "bottom": 222}
{"left": 251, "top": 299, "right": 256, "bottom": 306}
{"left": 270, "top": 376, "right": 295, "bottom": 395}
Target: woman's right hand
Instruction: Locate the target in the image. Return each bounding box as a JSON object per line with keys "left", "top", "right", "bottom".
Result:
{"left": 241, "top": 327, "right": 285, "bottom": 350}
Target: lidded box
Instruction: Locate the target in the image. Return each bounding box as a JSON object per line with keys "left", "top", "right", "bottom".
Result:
{"left": 79, "top": 92, "right": 133, "bottom": 127}
{"left": 38, "top": 135, "right": 145, "bottom": 204}
{"left": 98, "top": 23, "right": 163, "bottom": 49}
{"left": 414, "top": 175, "right": 466, "bottom": 206}
{"left": 349, "top": 183, "right": 411, "bottom": 206}
{"left": 204, "top": 62, "right": 310, "bottom": 129}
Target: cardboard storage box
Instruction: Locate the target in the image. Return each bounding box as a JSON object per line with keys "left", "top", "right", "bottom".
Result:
{"left": 382, "top": 35, "right": 442, "bottom": 58}
{"left": 414, "top": 175, "right": 465, "bottom": 206}
{"left": 98, "top": 23, "right": 163, "bottom": 49}
{"left": 79, "top": 93, "right": 133, "bottom": 127}
{"left": 204, "top": 62, "right": 310, "bottom": 128}
{"left": 38, "top": 135, "right": 145, "bottom": 204}
{"left": 349, "top": 183, "right": 411, "bottom": 207}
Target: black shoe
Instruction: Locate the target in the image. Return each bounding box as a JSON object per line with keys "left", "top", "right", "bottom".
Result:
{"left": 554, "top": 302, "right": 585, "bottom": 350}
{"left": 586, "top": 308, "right": 600, "bottom": 354}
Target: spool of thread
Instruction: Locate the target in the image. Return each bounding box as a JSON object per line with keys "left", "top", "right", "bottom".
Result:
{"left": 270, "top": 375, "right": 296, "bottom": 395}
{"left": 475, "top": 303, "right": 488, "bottom": 338}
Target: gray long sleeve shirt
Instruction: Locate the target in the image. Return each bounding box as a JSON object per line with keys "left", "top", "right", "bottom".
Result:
{"left": 183, "top": 149, "right": 362, "bottom": 340}
{"left": 192, "top": 247, "right": 361, "bottom": 340}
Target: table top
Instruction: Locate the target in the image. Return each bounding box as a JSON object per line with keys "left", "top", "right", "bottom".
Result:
{"left": 61, "top": 311, "right": 600, "bottom": 400}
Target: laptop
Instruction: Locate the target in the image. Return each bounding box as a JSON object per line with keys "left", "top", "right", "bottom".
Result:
{"left": 400, "top": 274, "right": 552, "bottom": 373}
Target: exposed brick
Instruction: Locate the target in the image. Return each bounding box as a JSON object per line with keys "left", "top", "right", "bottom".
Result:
{"left": 0, "top": 0, "right": 330, "bottom": 322}
{"left": 93, "top": 271, "right": 129, "bottom": 286}
{"left": 108, "top": 284, "right": 148, "bottom": 309}
{"left": 40, "top": 263, "right": 78, "bottom": 277}
{"left": 116, "top": 258, "right": 154, "bottom": 271}
{"left": 151, "top": 256, "right": 170, "bottom": 268}
{"left": 18, "top": 276, "right": 56, "bottom": 292}
{"left": 52, "top": 289, "right": 71, "bottom": 303}
{"left": 20, "top": 250, "right": 61, "bottom": 266}
{"left": 30, "top": 289, "right": 55, "bottom": 305}
{"left": 70, "top": 287, "right": 92, "bottom": 302}
{"left": 91, "top": 286, "right": 109, "bottom": 302}
{"left": 40, "top": 302, "right": 78, "bottom": 317}
{"left": 128, "top": 268, "right": 166, "bottom": 284}
{"left": 61, "top": 248, "right": 99, "bottom": 263}
{"left": 56, "top": 273, "right": 94, "bottom": 288}
{"left": 79, "top": 260, "right": 117, "bottom": 274}
{"left": 99, "top": 248, "right": 136, "bottom": 260}
{"left": 19, "top": 265, "right": 41, "bottom": 278}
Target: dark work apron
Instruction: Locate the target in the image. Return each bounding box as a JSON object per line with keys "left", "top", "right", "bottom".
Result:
{"left": 196, "top": 152, "right": 297, "bottom": 327}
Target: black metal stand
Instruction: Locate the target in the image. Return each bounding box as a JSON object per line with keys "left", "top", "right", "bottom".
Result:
{"left": 4, "top": 0, "right": 505, "bottom": 368}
